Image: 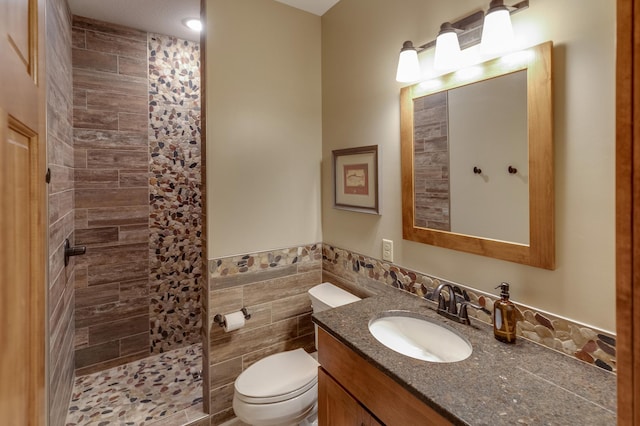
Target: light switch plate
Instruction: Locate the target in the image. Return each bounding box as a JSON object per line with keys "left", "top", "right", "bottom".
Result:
{"left": 382, "top": 239, "right": 393, "bottom": 262}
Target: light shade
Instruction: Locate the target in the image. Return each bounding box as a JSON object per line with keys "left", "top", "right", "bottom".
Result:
{"left": 481, "top": 1, "right": 514, "bottom": 55}
{"left": 396, "top": 41, "right": 421, "bottom": 83}
{"left": 434, "top": 23, "right": 461, "bottom": 71}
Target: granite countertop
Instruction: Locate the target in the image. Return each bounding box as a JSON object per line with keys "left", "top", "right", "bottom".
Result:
{"left": 312, "top": 286, "right": 616, "bottom": 425}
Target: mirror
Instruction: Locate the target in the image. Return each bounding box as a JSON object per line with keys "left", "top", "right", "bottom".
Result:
{"left": 400, "top": 41, "right": 554, "bottom": 269}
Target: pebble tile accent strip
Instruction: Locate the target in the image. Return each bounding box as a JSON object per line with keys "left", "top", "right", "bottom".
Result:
{"left": 322, "top": 243, "right": 617, "bottom": 372}
{"left": 209, "top": 244, "right": 322, "bottom": 278}
{"left": 148, "top": 33, "right": 203, "bottom": 354}
{"left": 66, "top": 344, "right": 203, "bottom": 425}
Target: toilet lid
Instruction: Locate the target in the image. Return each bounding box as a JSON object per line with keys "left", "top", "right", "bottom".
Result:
{"left": 235, "top": 349, "right": 319, "bottom": 403}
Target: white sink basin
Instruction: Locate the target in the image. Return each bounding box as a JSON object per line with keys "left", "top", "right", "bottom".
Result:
{"left": 368, "top": 311, "right": 472, "bottom": 362}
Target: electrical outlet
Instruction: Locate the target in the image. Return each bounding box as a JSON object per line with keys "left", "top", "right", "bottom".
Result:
{"left": 382, "top": 239, "right": 394, "bottom": 262}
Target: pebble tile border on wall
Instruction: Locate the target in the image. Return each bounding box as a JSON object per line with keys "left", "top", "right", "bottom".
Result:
{"left": 322, "top": 244, "right": 616, "bottom": 373}
{"left": 209, "top": 244, "right": 323, "bottom": 279}
{"left": 148, "top": 33, "right": 203, "bottom": 354}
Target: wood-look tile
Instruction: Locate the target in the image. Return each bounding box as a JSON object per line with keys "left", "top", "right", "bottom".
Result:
{"left": 120, "top": 279, "right": 149, "bottom": 301}
{"left": 209, "top": 287, "right": 243, "bottom": 318}
{"left": 72, "top": 15, "right": 147, "bottom": 42}
{"left": 75, "top": 209, "right": 88, "bottom": 230}
{"left": 48, "top": 268, "right": 69, "bottom": 314}
{"left": 75, "top": 227, "right": 119, "bottom": 246}
{"left": 86, "top": 30, "right": 147, "bottom": 59}
{"left": 72, "top": 27, "right": 86, "bottom": 48}
{"left": 210, "top": 409, "right": 234, "bottom": 426}
{"left": 87, "top": 205, "right": 149, "bottom": 226}
{"left": 88, "top": 314, "right": 149, "bottom": 345}
{"left": 72, "top": 47, "right": 118, "bottom": 73}
{"left": 73, "top": 88, "right": 87, "bottom": 109}
{"left": 272, "top": 293, "right": 312, "bottom": 323}
{"left": 75, "top": 327, "right": 89, "bottom": 349}
{"left": 241, "top": 334, "right": 315, "bottom": 370}
{"left": 210, "top": 357, "right": 242, "bottom": 390}
{"left": 74, "top": 264, "right": 88, "bottom": 288}
{"left": 211, "top": 264, "right": 298, "bottom": 291}
{"left": 210, "top": 383, "right": 234, "bottom": 417}
{"left": 119, "top": 56, "right": 147, "bottom": 78}
{"left": 73, "top": 68, "right": 147, "bottom": 97}
{"left": 74, "top": 148, "right": 87, "bottom": 168}
{"left": 119, "top": 170, "right": 148, "bottom": 188}
{"left": 120, "top": 332, "right": 149, "bottom": 356}
{"left": 88, "top": 260, "right": 149, "bottom": 286}
{"left": 146, "top": 411, "right": 188, "bottom": 426}
{"left": 75, "top": 296, "right": 148, "bottom": 328}
{"left": 75, "top": 350, "right": 147, "bottom": 377}
{"left": 73, "top": 108, "right": 118, "bottom": 130}
{"left": 117, "top": 224, "right": 148, "bottom": 243}
{"left": 49, "top": 163, "right": 74, "bottom": 193}
{"left": 210, "top": 318, "right": 298, "bottom": 364}
{"left": 49, "top": 190, "right": 74, "bottom": 225}
{"left": 118, "top": 112, "right": 148, "bottom": 134}
{"left": 75, "top": 340, "right": 120, "bottom": 368}
{"left": 86, "top": 91, "right": 147, "bottom": 114}
{"left": 74, "top": 169, "right": 119, "bottom": 189}
{"left": 48, "top": 133, "right": 75, "bottom": 168}
{"left": 74, "top": 128, "right": 148, "bottom": 150}
{"left": 75, "top": 283, "right": 119, "bottom": 308}
{"left": 86, "top": 149, "right": 148, "bottom": 170}
{"left": 297, "top": 313, "right": 314, "bottom": 336}
{"left": 242, "top": 270, "right": 321, "bottom": 307}
{"left": 83, "top": 243, "right": 148, "bottom": 266}
{"left": 76, "top": 188, "right": 147, "bottom": 208}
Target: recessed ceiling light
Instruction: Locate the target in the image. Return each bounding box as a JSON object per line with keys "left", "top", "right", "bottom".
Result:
{"left": 183, "top": 18, "right": 202, "bottom": 32}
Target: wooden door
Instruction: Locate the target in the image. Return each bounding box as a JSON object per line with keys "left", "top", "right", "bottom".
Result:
{"left": 0, "top": 0, "right": 46, "bottom": 424}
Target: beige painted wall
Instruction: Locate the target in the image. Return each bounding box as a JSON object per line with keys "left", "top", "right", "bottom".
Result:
{"left": 206, "top": 0, "right": 322, "bottom": 257}
{"left": 321, "top": 0, "right": 616, "bottom": 332}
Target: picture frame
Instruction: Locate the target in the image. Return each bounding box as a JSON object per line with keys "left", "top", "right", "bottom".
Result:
{"left": 332, "top": 145, "right": 380, "bottom": 214}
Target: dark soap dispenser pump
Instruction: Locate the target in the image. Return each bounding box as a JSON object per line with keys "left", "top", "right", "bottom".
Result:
{"left": 493, "top": 282, "right": 517, "bottom": 343}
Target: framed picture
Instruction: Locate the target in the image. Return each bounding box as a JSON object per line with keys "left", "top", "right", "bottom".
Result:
{"left": 332, "top": 145, "right": 380, "bottom": 214}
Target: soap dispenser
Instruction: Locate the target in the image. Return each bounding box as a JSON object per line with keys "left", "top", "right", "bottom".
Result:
{"left": 493, "top": 282, "right": 517, "bottom": 343}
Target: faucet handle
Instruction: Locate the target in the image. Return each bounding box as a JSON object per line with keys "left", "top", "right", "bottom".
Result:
{"left": 458, "top": 301, "right": 483, "bottom": 324}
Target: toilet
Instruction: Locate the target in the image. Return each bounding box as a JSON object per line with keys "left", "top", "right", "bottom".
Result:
{"left": 232, "top": 282, "right": 361, "bottom": 426}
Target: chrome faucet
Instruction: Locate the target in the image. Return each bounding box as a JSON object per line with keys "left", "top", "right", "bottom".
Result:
{"left": 430, "top": 283, "right": 482, "bottom": 325}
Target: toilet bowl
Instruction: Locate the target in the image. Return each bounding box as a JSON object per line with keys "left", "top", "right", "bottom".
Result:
{"left": 232, "top": 282, "right": 361, "bottom": 426}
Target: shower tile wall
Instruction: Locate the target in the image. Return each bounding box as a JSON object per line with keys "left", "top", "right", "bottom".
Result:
{"left": 72, "top": 16, "right": 150, "bottom": 375}
{"left": 208, "top": 244, "right": 322, "bottom": 425}
{"left": 46, "top": 0, "right": 75, "bottom": 424}
{"left": 148, "top": 34, "right": 202, "bottom": 354}
{"left": 71, "top": 16, "right": 202, "bottom": 375}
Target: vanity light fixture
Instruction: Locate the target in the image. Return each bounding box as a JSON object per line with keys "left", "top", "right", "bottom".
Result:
{"left": 395, "top": 41, "right": 421, "bottom": 83}
{"left": 183, "top": 18, "right": 202, "bottom": 32}
{"left": 395, "top": 0, "right": 528, "bottom": 83}
{"left": 481, "top": 0, "right": 515, "bottom": 54}
{"left": 433, "top": 22, "right": 462, "bottom": 71}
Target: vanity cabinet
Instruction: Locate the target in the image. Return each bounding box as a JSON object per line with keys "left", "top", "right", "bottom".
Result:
{"left": 317, "top": 328, "right": 452, "bottom": 426}
{"left": 318, "top": 368, "right": 381, "bottom": 426}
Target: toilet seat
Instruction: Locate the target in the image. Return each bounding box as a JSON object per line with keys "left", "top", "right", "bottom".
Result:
{"left": 235, "top": 348, "right": 319, "bottom": 404}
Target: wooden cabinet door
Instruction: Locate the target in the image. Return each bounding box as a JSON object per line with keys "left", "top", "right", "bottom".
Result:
{"left": 0, "top": 0, "right": 46, "bottom": 424}
{"left": 318, "top": 367, "right": 383, "bottom": 426}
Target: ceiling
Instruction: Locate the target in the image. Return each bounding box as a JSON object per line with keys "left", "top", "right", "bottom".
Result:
{"left": 67, "top": 0, "right": 341, "bottom": 42}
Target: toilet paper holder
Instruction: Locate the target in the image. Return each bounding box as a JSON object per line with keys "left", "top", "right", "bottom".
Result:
{"left": 214, "top": 307, "right": 251, "bottom": 328}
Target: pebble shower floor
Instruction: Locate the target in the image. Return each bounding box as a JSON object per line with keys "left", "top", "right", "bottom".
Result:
{"left": 66, "top": 344, "right": 205, "bottom": 425}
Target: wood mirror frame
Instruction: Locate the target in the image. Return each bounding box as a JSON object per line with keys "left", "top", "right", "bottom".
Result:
{"left": 400, "top": 41, "right": 555, "bottom": 269}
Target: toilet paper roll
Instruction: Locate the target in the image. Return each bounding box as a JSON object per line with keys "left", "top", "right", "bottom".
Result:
{"left": 223, "top": 311, "right": 245, "bottom": 332}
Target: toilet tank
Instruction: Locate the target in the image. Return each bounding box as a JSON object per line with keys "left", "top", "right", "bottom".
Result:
{"left": 308, "top": 282, "right": 361, "bottom": 312}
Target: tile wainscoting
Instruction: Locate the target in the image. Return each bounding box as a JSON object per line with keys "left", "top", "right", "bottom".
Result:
{"left": 207, "top": 244, "right": 322, "bottom": 425}
{"left": 322, "top": 244, "right": 616, "bottom": 373}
